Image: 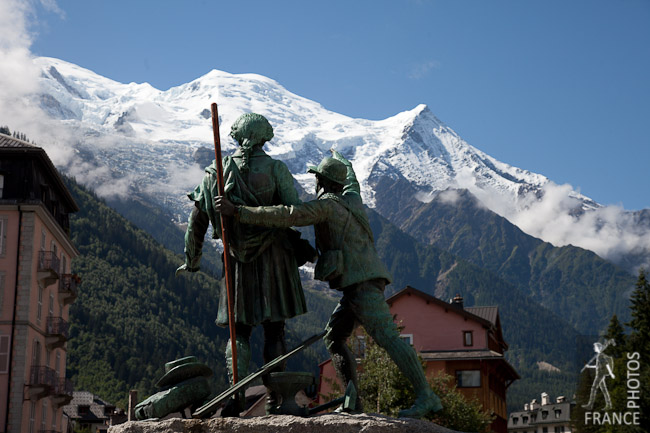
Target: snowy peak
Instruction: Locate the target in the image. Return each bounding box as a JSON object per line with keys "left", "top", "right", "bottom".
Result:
{"left": 31, "top": 55, "right": 569, "bottom": 209}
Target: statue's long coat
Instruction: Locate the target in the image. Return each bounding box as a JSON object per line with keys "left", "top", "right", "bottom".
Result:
{"left": 183, "top": 147, "right": 307, "bottom": 326}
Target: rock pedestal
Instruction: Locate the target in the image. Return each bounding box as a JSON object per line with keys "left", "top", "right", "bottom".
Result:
{"left": 108, "top": 413, "right": 465, "bottom": 433}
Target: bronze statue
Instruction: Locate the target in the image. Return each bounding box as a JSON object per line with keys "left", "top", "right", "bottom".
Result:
{"left": 177, "top": 113, "right": 310, "bottom": 415}
{"left": 215, "top": 149, "right": 443, "bottom": 419}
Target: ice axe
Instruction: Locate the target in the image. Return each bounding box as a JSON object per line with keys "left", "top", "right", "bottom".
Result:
{"left": 307, "top": 381, "right": 357, "bottom": 415}
{"left": 193, "top": 331, "right": 326, "bottom": 418}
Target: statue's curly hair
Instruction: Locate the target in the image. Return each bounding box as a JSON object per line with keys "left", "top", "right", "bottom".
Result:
{"left": 229, "top": 113, "right": 274, "bottom": 172}
{"left": 229, "top": 113, "right": 274, "bottom": 147}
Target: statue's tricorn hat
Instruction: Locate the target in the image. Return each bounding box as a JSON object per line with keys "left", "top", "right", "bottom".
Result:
{"left": 156, "top": 356, "right": 212, "bottom": 388}
{"left": 308, "top": 157, "right": 347, "bottom": 185}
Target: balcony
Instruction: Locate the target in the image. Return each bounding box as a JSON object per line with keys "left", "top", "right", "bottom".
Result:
{"left": 59, "top": 274, "right": 79, "bottom": 306}
{"left": 37, "top": 251, "right": 60, "bottom": 287}
{"left": 45, "top": 317, "right": 69, "bottom": 349}
{"left": 52, "top": 377, "right": 74, "bottom": 407}
{"left": 27, "top": 366, "right": 56, "bottom": 400}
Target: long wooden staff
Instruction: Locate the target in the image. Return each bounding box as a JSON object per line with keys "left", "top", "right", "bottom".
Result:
{"left": 211, "top": 102, "right": 238, "bottom": 383}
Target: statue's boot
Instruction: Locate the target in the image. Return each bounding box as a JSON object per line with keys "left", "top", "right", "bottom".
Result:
{"left": 379, "top": 336, "right": 442, "bottom": 418}
{"left": 221, "top": 336, "right": 251, "bottom": 417}
{"left": 328, "top": 341, "right": 363, "bottom": 413}
{"left": 262, "top": 321, "right": 287, "bottom": 414}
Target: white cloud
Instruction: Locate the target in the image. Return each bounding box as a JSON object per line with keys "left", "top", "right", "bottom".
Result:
{"left": 0, "top": 0, "right": 75, "bottom": 155}
{"left": 408, "top": 60, "right": 441, "bottom": 80}
{"left": 485, "top": 181, "right": 650, "bottom": 272}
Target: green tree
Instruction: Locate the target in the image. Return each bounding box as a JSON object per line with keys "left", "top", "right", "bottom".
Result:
{"left": 357, "top": 330, "right": 493, "bottom": 432}
{"left": 626, "top": 269, "right": 650, "bottom": 431}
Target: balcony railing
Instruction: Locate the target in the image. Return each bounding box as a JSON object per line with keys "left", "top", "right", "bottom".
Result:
{"left": 45, "top": 317, "right": 69, "bottom": 349}
{"left": 55, "top": 377, "right": 73, "bottom": 396}
{"left": 29, "top": 366, "right": 56, "bottom": 388}
{"left": 37, "top": 251, "right": 60, "bottom": 287}
{"left": 28, "top": 366, "right": 57, "bottom": 400}
{"left": 52, "top": 377, "right": 74, "bottom": 407}
{"left": 58, "top": 274, "right": 79, "bottom": 306}
{"left": 46, "top": 317, "right": 69, "bottom": 339}
{"left": 38, "top": 251, "right": 60, "bottom": 275}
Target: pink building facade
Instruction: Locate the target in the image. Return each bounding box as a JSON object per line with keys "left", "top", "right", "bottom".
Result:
{"left": 0, "top": 135, "right": 79, "bottom": 433}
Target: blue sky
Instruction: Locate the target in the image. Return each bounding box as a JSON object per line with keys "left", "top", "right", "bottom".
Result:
{"left": 29, "top": 0, "right": 650, "bottom": 210}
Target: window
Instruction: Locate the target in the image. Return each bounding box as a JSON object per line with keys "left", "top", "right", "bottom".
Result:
{"left": 400, "top": 334, "right": 413, "bottom": 345}
{"left": 0, "top": 335, "right": 10, "bottom": 373}
{"left": 542, "top": 410, "right": 548, "bottom": 420}
{"left": 29, "top": 402, "right": 36, "bottom": 433}
{"left": 37, "top": 287, "right": 43, "bottom": 322}
{"left": 543, "top": 427, "right": 548, "bottom": 433}
{"left": 512, "top": 417, "right": 518, "bottom": 425}
{"left": 555, "top": 409, "right": 562, "bottom": 418}
{"left": 40, "top": 231, "right": 46, "bottom": 251}
{"left": 0, "top": 216, "right": 7, "bottom": 256}
{"left": 78, "top": 405, "right": 90, "bottom": 416}
{"left": 456, "top": 370, "right": 481, "bottom": 387}
{"left": 49, "top": 292, "right": 55, "bottom": 316}
{"left": 61, "top": 254, "right": 67, "bottom": 274}
{"left": 0, "top": 272, "right": 4, "bottom": 310}
{"left": 463, "top": 331, "right": 473, "bottom": 346}
{"left": 351, "top": 335, "right": 365, "bottom": 358}
{"left": 523, "top": 416, "right": 528, "bottom": 423}
{"left": 41, "top": 400, "right": 48, "bottom": 432}
{"left": 0, "top": 174, "right": 4, "bottom": 197}
{"left": 555, "top": 427, "right": 564, "bottom": 433}
{"left": 32, "top": 340, "right": 42, "bottom": 368}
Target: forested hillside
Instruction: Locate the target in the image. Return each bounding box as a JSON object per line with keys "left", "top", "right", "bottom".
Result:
{"left": 396, "top": 188, "right": 635, "bottom": 334}
{"left": 367, "top": 208, "right": 582, "bottom": 410}
{"left": 65, "top": 177, "right": 335, "bottom": 409}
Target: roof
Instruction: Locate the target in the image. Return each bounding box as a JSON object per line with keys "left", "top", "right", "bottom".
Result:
{"left": 465, "top": 306, "right": 499, "bottom": 325}
{"left": 0, "top": 134, "right": 40, "bottom": 149}
{"left": 0, "top": 133, "right": 79, "bottom": 212}
{"left": 509, "top": 401, "right": 573, "bottom": 427}
{"left": 386, "top": 286, "right": 494, "bottom": 329}
{"left": 420, "top": 349, "right": 505, "bottom": 361}
{"left": 62, "top": 391, "right": 117, "bottom": 420}
{"left": 420, "top": 349, "right": 519, "bottom": 381}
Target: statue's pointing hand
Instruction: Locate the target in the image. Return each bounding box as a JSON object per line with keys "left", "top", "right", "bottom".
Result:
{"left": 214, "top": 196, "right": 236, "bottom": 216}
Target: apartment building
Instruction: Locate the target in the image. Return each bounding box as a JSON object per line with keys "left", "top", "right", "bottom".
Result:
{"left": 0, "top": 134, "right": 79, "bottom": 433}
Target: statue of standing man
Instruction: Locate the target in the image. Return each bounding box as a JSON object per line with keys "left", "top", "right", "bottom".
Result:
{"left": 177, "top": 113, "right": 310, "bottom": 415}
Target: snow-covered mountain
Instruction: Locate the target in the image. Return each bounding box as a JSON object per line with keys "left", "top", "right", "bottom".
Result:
{"left": 32, "top": 56, "right": 649, "bottom": 270}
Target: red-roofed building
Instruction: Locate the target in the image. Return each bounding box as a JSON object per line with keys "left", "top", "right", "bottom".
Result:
{"left": 317, "top": 285, "right": 518, "bottom": 433}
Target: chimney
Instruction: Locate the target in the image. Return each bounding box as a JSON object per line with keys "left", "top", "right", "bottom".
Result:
{"left": 451, "top": 294, "right": 464, "bottom": 309}
{"left": 530, "top": 399, "right": 540, "bottom": 410}
{"left": 541, "top": 392, "right": 550, "bottom": 406}
{"left": 524, "top": 403, "right": 529, "bottom": 411}
{"left": 557, "top": 396, "right": 565, "bottom": 403}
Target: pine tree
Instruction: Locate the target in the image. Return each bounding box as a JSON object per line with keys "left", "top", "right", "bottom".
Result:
{"left": 628, "top": 269, "right": 650, "bottom": 360}
{"left": 626, "top": 269, "right": 650, "bottom": 431}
